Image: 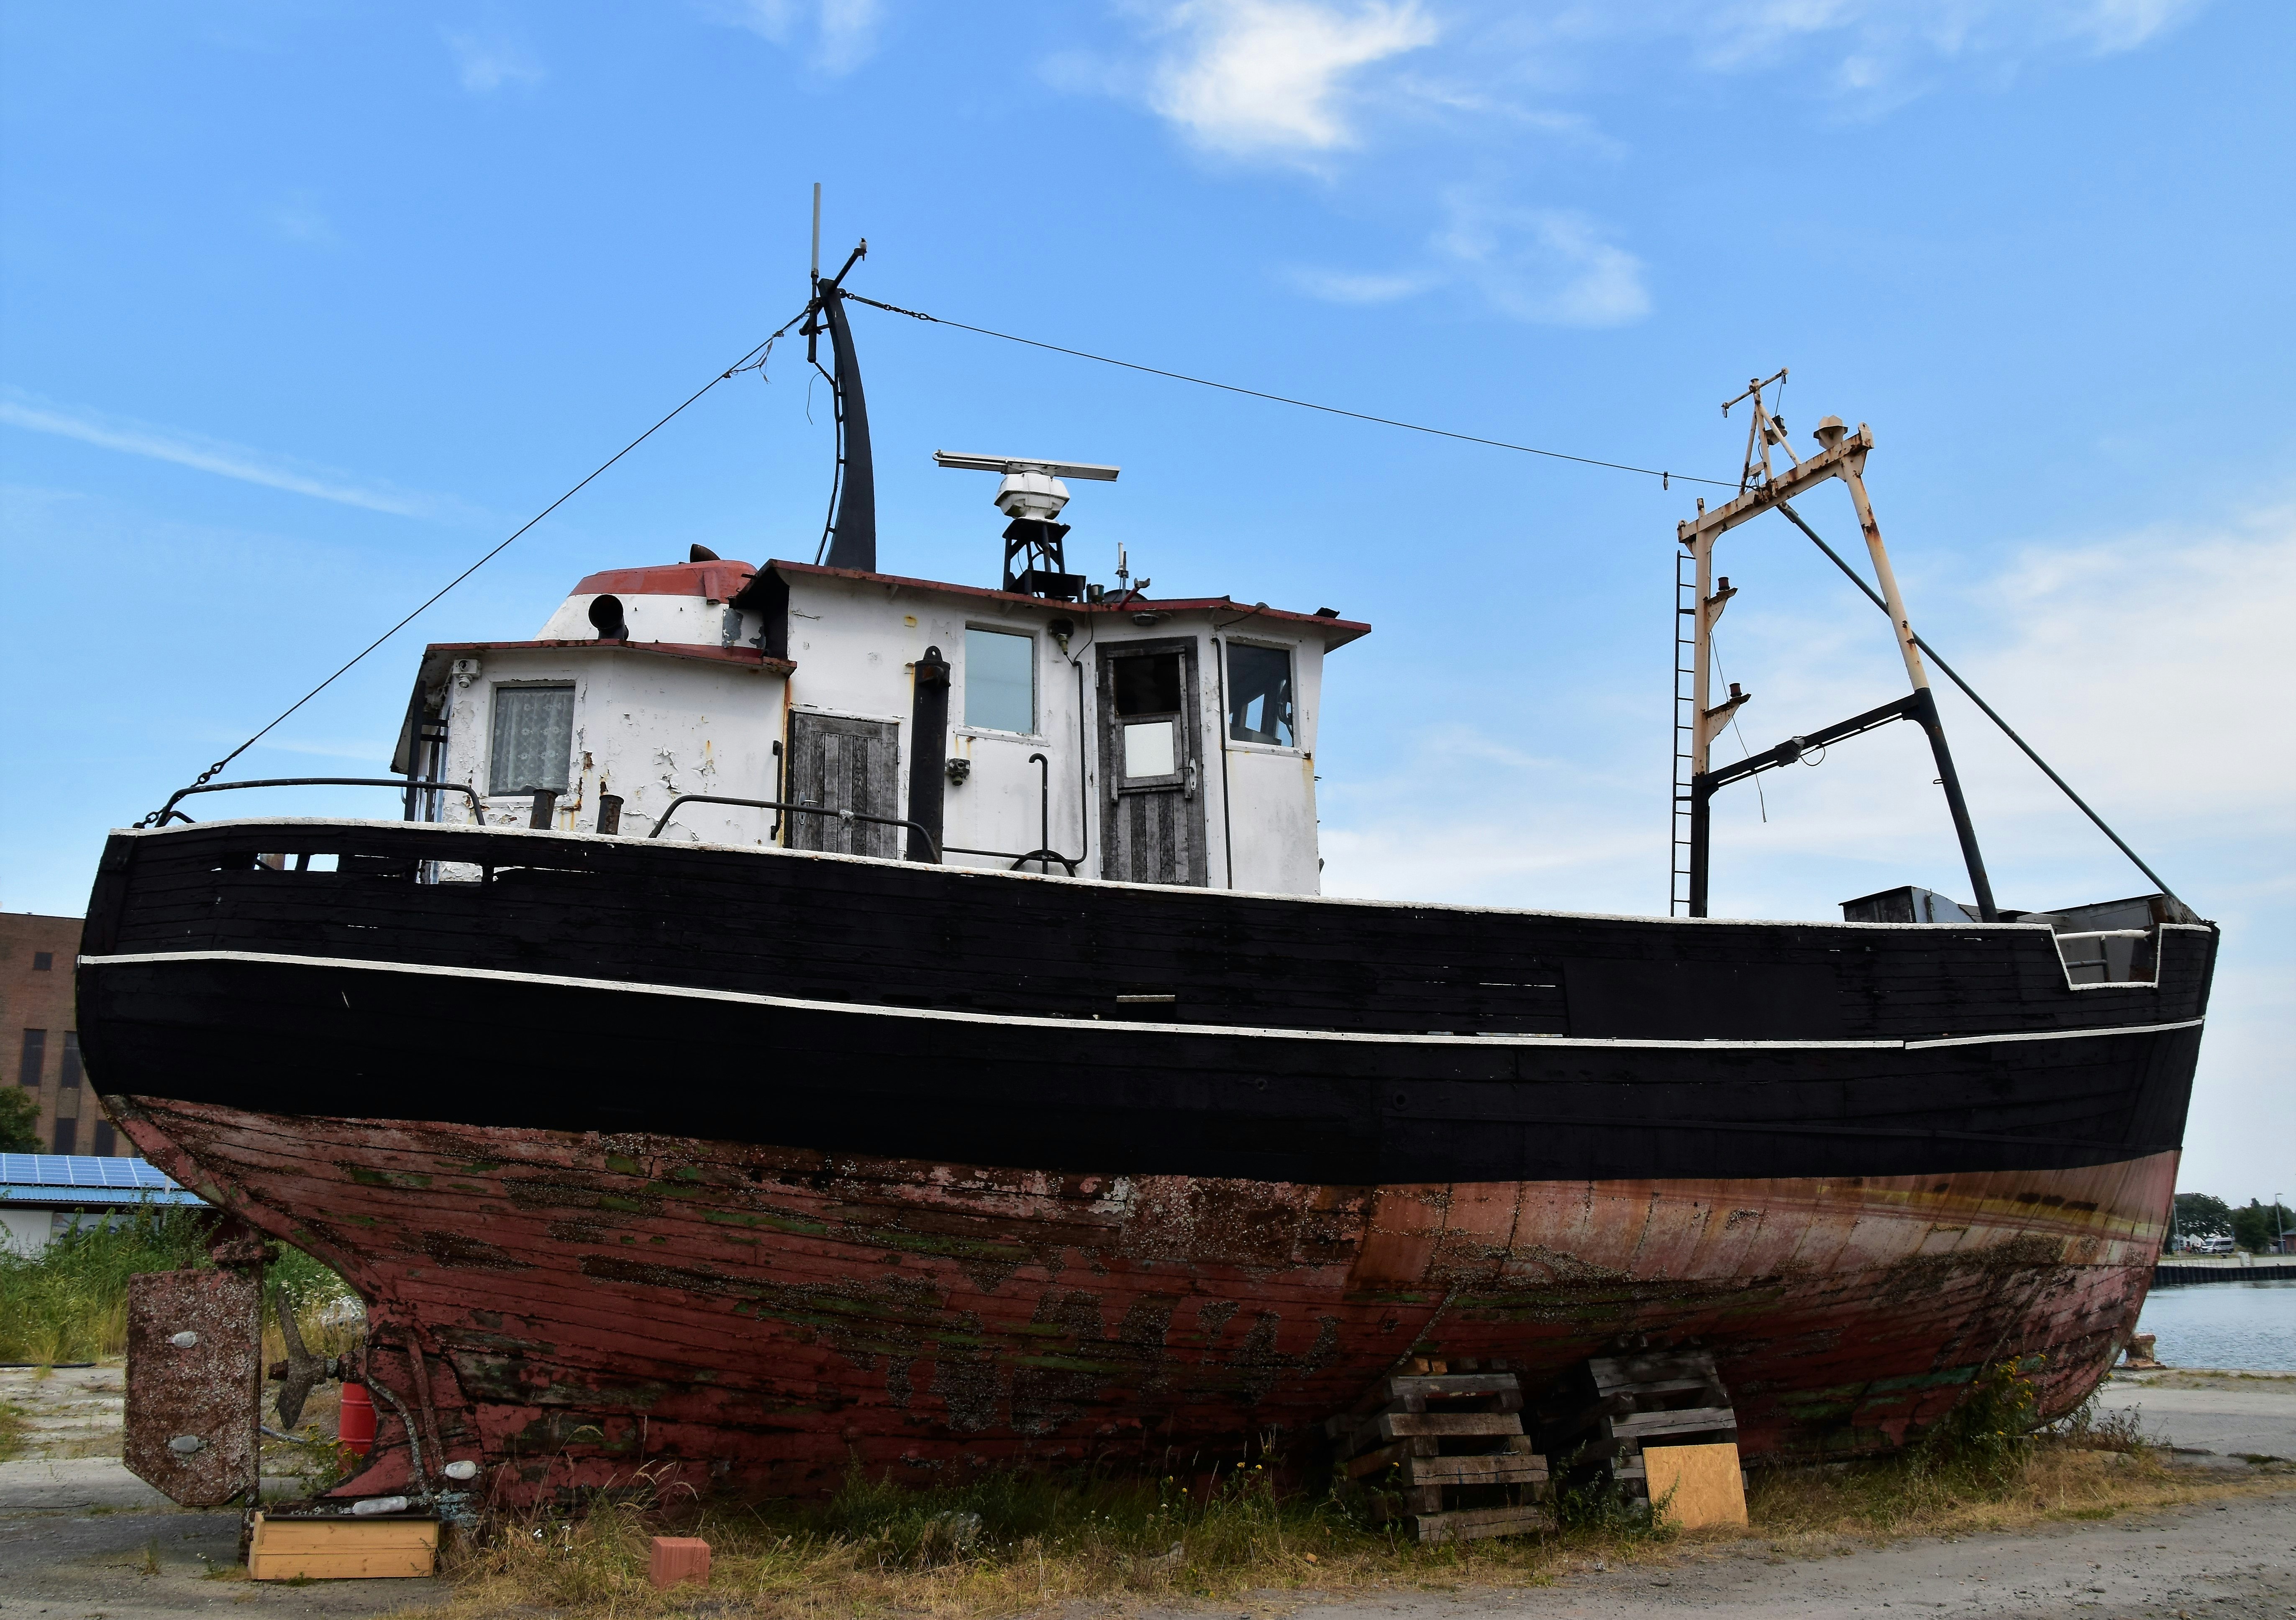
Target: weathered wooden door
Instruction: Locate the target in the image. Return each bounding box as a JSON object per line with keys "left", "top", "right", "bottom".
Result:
{"left": 787, "top": 712, "right": 901, "bottom": 857}
{"left": 1097, "top": 638, "right": 1209, "bottom": 886}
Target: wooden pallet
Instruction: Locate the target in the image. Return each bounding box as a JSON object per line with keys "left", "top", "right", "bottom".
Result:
{"left": 1328, "top": 1360, "right": 1551, "bottom": 1543}
{"left": 1532, "top": 1343, "right": 1741, "bottom": 1510}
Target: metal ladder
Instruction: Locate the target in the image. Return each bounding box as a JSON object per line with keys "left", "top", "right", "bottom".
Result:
{"left": 1670, "top": 546, "right": 1698, "bottom": 916}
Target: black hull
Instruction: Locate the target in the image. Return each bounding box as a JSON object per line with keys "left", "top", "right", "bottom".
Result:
{"left": 78, "top": 820, "right": 2214, "bottom": 1186}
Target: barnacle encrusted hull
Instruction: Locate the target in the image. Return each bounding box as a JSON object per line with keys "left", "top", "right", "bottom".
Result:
{"left": 113, "top": 1097, "right": 2169, "bottom": 1504}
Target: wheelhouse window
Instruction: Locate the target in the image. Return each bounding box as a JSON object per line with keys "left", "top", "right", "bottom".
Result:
{"left": 1114, "top": 651, "right": 1184, "bottom": 782}
{"left": 1227, "top": 643, "right": 1294, "bottom": 747}
{"left": 964, "top": 628, "right": 1036, "bottom": 735}
{"left": 488, "top": 684, "right": 575, "bottom": 796}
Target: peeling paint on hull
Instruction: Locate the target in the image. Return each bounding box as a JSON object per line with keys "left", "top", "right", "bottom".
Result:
{"left": 113, "top": 1097, "right": 2168, "bottom": 1503}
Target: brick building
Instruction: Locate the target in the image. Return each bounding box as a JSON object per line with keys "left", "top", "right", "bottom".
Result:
{"left": 3, "top": 913, "right": 129, "bottom": 1156}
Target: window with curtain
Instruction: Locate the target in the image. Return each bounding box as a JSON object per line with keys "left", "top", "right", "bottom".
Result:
{"left": 964, "top": 628, "right": 1036, "bottom": 734}
{"left": 489, "top": 685, "right": 576, "bottom": 796}
{"left": 1226, "top": 643, "right": 1295, "bottom": 747}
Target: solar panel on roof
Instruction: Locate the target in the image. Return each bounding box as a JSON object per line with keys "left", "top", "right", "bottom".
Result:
{"left": 0, "top": 1154, "right": 181, "bottom": 1191}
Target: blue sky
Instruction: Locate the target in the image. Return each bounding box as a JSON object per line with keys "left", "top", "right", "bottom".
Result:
{"left": 3, "top": 1, "right": 2288, "bottom": 1196}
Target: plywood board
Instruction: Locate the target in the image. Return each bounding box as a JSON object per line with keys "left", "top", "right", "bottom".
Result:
{"left": 1643, "top": 1442, "right": 1747, "bottom": 1529}
{"left": 247, "top": 1512, "right": 438, "bottom": 1580}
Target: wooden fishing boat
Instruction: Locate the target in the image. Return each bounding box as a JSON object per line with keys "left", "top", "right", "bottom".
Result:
{"left": 81, "top": 269, "right": 2210, "bottom": 1504}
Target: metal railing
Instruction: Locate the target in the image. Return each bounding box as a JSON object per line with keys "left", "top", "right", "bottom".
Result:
{"left": 648, "top": 795, "right": 941, "bottom": 863}
{"left": 154, "top": 778, "right": 484, "bottom": 826}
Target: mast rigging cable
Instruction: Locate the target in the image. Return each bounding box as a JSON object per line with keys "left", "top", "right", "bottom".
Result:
{"left": 1771, "top": 499, "right": 2183, "bottom": 909}
{"left": 838, "top": 291, "right": 1737, "bottom": 489}
{"left": 149, "top": 289, "right": 2165, "bottom": 911}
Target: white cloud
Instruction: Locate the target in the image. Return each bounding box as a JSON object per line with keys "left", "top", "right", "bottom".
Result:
{"left": 1286, "top": 190, "right": 1650, "bottom": 325}
{"left": 0, "top": 389, "right": 463, "bottom": 520}
{"left": 1325, "top": 503, "right": 2294, "bottom": 917}
{"left": 1280, "top": 265, "right": 1434, "bottom": 303}
{"left": 443, "top": 28, "right": 546, "bottom": 94}
{"left": 1144, "top": 0, "right": 1440, "bottom": 157}
{"left": 1688, "top": 0, "right": 2209, "bottom": 103}
{"left": 714, "top": 0, "right": 886, "bottom": 74}
{"left": 1435, "top": 194, "right": 1648, "bottom": 325}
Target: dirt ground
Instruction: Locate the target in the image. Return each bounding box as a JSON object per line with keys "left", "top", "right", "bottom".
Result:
{"left": 2, "top": 1364, "right": 2291, "bottom": 1620}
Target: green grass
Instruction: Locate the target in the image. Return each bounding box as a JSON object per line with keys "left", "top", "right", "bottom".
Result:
{"left": 0, "top": 1397, "right": 29, "bottom": 1462}
{"left": 0, "top": 1201, "right": 216, "bottom": 1366}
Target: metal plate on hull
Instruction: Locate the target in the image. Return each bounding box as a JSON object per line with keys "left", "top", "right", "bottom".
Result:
{"left": 125, "top": 1269, "right": 261, "bottom": 1508}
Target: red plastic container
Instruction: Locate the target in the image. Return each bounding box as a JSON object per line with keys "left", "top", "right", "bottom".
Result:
{"left": 337, "top": 1382, "right": 376, "bottom": 1457}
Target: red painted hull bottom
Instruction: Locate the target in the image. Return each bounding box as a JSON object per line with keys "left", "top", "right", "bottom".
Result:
{"left": 113, "top": 1097, "right": 2168, "bottom": 1504}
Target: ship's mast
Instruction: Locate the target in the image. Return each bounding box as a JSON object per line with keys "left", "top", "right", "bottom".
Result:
{"left": 1673, "top": 380, "right": 1998, "bottom": 922}
{"left": 802, "top": 185, "right": 876, "bottom": 572}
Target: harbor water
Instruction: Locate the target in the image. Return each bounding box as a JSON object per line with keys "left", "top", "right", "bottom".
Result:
{"left": 2136, "top": 1278, "right": 2296, "bottom": 1371}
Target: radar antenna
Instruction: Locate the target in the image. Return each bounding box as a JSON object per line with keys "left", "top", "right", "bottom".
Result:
{"left": 933, "top": 452, "right": 1119, "bottom": 600}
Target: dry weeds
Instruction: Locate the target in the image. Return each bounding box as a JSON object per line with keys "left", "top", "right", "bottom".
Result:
{"left": 373, "top": 1434, "right": 2287, "bottom": 1620}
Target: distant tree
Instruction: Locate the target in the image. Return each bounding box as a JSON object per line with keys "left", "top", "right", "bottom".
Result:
{"left": 2174, "top": 1192, "right": 2234, "bottom": 1240}
{"left": 0, "top": 1088, "right": 39, "bottom": 1153}
{"left": 2230, "top": 1199, "right": 2293, "bottom": 1254}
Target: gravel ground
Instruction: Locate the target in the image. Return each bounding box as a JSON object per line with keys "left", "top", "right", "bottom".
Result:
{"left": 2, "top": 1366, "right": 2291, "bottom": 1617}
{"left": 1255, "top": 1487, "right": 2295, "bottom": 1620}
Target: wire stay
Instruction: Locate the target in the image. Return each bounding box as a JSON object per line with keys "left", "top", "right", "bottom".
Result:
{"left": 840, "top": 291, "right": 1736, "bottom": 490}
{"left": 1771, "top": 499, "right": 2183, "bottom": 908}
{"left": 144, "top": 313, "right": 807, "bottom": 823}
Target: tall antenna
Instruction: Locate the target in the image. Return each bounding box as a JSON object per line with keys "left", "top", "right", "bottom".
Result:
{"left": 810, "top": 182, "right": 821, "bottom": 282}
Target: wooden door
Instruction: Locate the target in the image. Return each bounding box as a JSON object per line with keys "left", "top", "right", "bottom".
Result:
{"left": 787, "top": 713, "right": 900, "bottom": 858}
{"left": 1097, "top": 638, "right": 1209, "bottom": 886}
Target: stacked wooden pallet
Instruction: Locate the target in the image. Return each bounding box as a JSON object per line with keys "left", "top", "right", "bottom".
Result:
{"left": 1532, "top": 1343, "right": 1737, "bottom": 1507}
{"left": 1328, "top": 1360, "right": 1551, "bottom": 1544}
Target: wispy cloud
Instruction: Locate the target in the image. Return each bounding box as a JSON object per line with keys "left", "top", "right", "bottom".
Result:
{"left": 271, "top": 193, "right": 338, "bottom": 247}
{"left": 443, "top": 28, "right": 546, "bottom": 94}
{"left": 0, "top": 389, "right": 462, "bottom": 520}
{"left": 711, "top": 0, "right": 886, "bottom": 75}
{"left": 1143, "top": 0, "right": 1440, "bottom": 159}
{"left": 1281, "top": 266, "right": 1436, "bottom": 303}
{"left": 1681, "top": 0, "right": 2209, "bottom": 106}
{"left": 1286, "top": 190, "right": 1650, "bottom": 326}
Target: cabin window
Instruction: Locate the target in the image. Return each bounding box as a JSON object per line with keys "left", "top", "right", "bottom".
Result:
{"left": 18, "top": 1029, "right": 42, "bottom": 1086}
{"left": 1227, "top": 643, "right": 1295, "bottom": 747}
{"left": 58, "top": 1032, "right": 81, "bottom": 1091}
{"left": 1113, "top": 651, "right": 1185, "bottom": 782}
{"left": 488, "top": 684, "right": 575, "bottom": 796}
{"left": 964, "top": 628, "right": 1035, "bottom": 735}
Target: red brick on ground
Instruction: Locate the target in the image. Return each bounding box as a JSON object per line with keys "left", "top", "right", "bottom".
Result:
{"left": 648, "top": 1536, "right": 710, "bottom": 1589}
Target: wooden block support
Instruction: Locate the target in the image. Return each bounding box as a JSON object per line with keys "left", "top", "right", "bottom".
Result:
{"left": 650, "top": 1536, "right": 712, "bottom": 1591}
{"left": 1400, "top": 1452, "right": 1548, "bottom": 1488}
{"left": 1411, "top": 1504, "right": 1555, "bottom": 1545}
{"left": 1368, "top": 1410, "right": 1523, "bottom": 1443}
{"left": 246, "top": 1512, "right": 438, "bottom": 1581}
{"left": 1643, "top": 1442, "right": 1748, "bottom": 1529}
